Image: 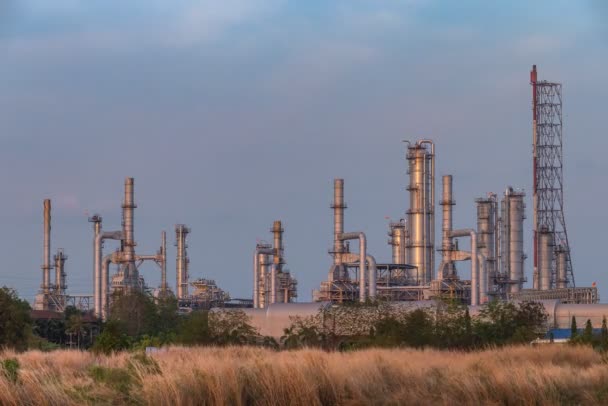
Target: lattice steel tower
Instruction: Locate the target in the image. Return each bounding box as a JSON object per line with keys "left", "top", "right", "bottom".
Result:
{"left": 531, "top": 65, "right": 574, "bottom": 288}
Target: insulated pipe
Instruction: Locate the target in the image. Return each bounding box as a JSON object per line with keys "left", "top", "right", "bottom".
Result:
{"left": 451, "top": 229, "right": 477, "bottom": 305}
{"left": 539, "top": 229, "right": 553, "bottom": 290}
{"left": 332, "top": 179, "right": 346, "bottom": 265}
{"left": 42, "top": 199, "right": 52, "bottom": 292}
{"left": 339, "top": 232, "right": 367, "bottom": 302}
{"left": 366, "top": 254, "right": 377, "bottom": 299}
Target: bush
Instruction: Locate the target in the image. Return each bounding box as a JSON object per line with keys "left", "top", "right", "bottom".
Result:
{"left": 1, "top": 358, "right": 20, "bottom": 383}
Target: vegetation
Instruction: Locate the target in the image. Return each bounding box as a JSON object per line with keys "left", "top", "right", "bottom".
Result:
{"left": 0, "top": 287, "right": 32, "bottom": 351}
{"left": 281, "top": 299, "right": 549, "bottom": 350}
{"left": 0, "top": 346, "right": 607, "bottom": 405}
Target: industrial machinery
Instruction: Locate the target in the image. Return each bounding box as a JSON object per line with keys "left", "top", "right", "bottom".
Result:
{"left": 253, "top": 220, "right": 298, "bottom": 308}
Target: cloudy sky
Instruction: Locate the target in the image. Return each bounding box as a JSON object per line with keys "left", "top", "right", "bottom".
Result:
{"left": 1, "top": 1, "right": 607, "bottom": 302}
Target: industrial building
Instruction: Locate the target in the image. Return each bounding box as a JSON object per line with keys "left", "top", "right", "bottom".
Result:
{"left": 30, "top": 65, "right": 603, "bottom": 333}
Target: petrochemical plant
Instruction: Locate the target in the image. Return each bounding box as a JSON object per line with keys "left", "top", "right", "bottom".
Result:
{"left": 28, "top": 66, "right": 607, "bottom": 335}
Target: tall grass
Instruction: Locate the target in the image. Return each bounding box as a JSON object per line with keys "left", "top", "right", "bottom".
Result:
{"left": 1, "top": 345, "right": 607, "bottom": 405}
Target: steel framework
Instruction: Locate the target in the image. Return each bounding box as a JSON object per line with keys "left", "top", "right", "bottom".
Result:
{"left": 531, "top": 65, "right": 574, "bottom": 287}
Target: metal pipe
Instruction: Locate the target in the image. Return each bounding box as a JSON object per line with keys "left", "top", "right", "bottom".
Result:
{"left": 253, "top": 245, "right": 274, "bottom": 308}
{"left": 101, "top": 253, "right": 113, "bottom": 320}
{"left": 339, "top": 231, "right": 367, "bottom": 302}
{"left": 54, "top": 249, "right": 67, "bottom": 294}
{"left": 418, "top": 140, "right": 435, "bottom": 282}
{"left": 175, "top": 224, "right": 191, "bottom": 299}
{"left": 367, "top": 254, "right": 377, "bottom": 299}
{"left": 478, "top": 254, "right": 487, "bottom": 304}
{"left": 539, "top": 228, "right": 553, "bottom": 290}
{"left": 438, "top": 175, "right": 455, "bottom": 280}
{"left": 332, "top": 179, "right": 346, "bottom": 265}
{"left": 450, "top": 229, "right": 477, "bottom": 305}
{"left": 272, "top": 221, "right": 283, "bottom": 273}
{"left": 89, "top": 215, "right": 102, "bottom": 318}
{"left": 42, "top": 199, "right": 52, "bottom": 292}
{"left": 161, "top": 231, "right": 167, "bottom": 293}
{"left": 271, "top": 264, "right": 277, "bottom": 304}
{"left": 556, "top": 246, "right": 568, "bottom": 289}
{"left": 93, "top": 229, "right": 122, "bottom": 318}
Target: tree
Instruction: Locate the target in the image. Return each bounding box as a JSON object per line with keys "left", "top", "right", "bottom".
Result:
{"left": 177, "top": 311, "right": 212, "bottom": 345}
{"left": 571, "top": 316, "right": 578, "bottom": 339}
{"left": 108, "top": 291, "right": 158, "bottom": 338}
{"left": 583, "top": 319, "right": 593, "bottom": 343}
{"left": 92, "top": 320, "right": 132, "bottom": 354}
{"left": 0, "top": 287, "right": 32, "bottom": 351}
{"left": 66, "top": 314, "right": 85, "bottom": 349}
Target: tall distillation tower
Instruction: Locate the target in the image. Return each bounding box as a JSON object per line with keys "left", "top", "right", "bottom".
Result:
{"left": 531, "top": 65, "right": 574, "bottom": 288}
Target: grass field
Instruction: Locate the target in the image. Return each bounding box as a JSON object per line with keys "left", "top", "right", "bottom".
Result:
{"left": 1, "top": 345, "right": 607, "bottom": 405}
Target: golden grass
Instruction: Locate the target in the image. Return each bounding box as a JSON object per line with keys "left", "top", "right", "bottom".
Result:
{"left": 1, "top": 345, "right": 608, "bottom": 405}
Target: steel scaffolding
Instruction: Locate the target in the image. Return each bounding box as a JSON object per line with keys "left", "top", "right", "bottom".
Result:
{"left": 531, "top": 65, "right": 574, "bottom": 287}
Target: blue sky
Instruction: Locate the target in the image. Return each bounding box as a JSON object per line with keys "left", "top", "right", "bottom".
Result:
{"left": 0, "top": 1, "right": 607, "bottom": 302}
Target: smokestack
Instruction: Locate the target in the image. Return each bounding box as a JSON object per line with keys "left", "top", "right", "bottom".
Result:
{"left": 332, "top": 179, "right": 346, "bottom": 265}
{"left": 41, "top": 199, "right": 52, "bottom": 292}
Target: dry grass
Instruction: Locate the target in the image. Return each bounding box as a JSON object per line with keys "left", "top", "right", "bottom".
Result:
{"left": 1, "top": 345, "right": 608, "bottom": 405}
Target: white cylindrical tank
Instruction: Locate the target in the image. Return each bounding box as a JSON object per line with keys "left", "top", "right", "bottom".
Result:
{"left": 501, "top": 188, "right": 526, "bottom": 294}
{"left": 538, "top": 229, "right": 554, "bottom": 290}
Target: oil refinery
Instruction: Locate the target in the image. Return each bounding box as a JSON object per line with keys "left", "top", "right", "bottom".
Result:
{"left": 27, "top": 65, "right": 606, "bottom": 336}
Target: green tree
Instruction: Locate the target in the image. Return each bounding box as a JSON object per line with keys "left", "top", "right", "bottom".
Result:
{"left": 402, "top": 308, "right": 434, "bottom": 348}
{"left": 177, "top": 311, "right": 212, "bottom": 345}
{"left": 583, "top": 319, "right": 594, "bottom": 343}
{"left": 66, "top": 314, "right": 85, "bottom": 349}
{"left": 0, "top": 287, "right": 32, "bottom": 351}
{"left": 108, "top": 291, "right": 158, "bottom": 338}
{"left": 571, "top": 316, "right": 578, "bottom": 339}
{"left": 92, "top": 320, "right": 132, "bottom": 354}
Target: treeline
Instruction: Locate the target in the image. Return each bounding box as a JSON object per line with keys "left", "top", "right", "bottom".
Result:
{"left": 281, "top": 300, "right": 549, "bottom": 350}
{"left": 3, "top": 284, "right": 608, "bottom": 353}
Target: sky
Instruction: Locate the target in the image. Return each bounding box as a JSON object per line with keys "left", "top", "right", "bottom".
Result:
{"left": 0, "top": 1, "right": 607, "bottom": 303}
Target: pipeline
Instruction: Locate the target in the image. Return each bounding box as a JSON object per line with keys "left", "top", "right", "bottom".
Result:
{"left": 450, "top": 229, "right": 478, "bottom": 305}
{"left": 339, "top": 232, "right": 368, "bottom": 302}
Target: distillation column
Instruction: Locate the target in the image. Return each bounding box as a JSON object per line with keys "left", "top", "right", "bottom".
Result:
{"left": 42, "top": 199, "right": 52, "bottom": 294}
{"left": 175, "top": 224, "right": 190, "bottom": 299}
{"left": 388, "top": 220, "right": 407, "bottom": 265}
{"left": 556, "top": 246, "right": 568, "bottom": 289}
{"left": 500, "top": 188, "right": 526, "bottom": 294}
{"left": 332, "top": 179, "right": 346, "bottom": 266}
{"left": 160, "top": 231, "right": 167, "bottom": 293}
{"left": 437, "top": 175, "right": 456, "bottom": 280}
{"left": 54, "top": 249, "right": 67, "bottom": 295}
{"left": 476, "top": 195, "right": 497, "bottom": 294}
{"left": 406, "top": 141, "right": 435, "bottom": 284}
{"left": 112, "top": 177, "right": 140, "bottom": 291}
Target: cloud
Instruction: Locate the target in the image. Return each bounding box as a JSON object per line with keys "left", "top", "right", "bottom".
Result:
{"left": 167, "top": 0, "right": 284, "bottom": 46}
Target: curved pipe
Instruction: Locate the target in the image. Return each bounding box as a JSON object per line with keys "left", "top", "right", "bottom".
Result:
{"left": 339, "top": 232, "right": 367, "bottom": 302}
{"left": 450, "top": 228, "right": 478, "bottom": 305}
{"left": 94, "top": 230, "right": 123, "bottom": 318}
